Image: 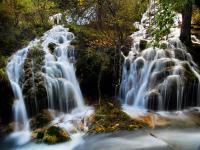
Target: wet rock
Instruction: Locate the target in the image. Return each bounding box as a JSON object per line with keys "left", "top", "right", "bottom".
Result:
{"left": 142, "top": 48, "right": 157, "bottom": 61}
{"left": 30, "top": 110, "right": 52, "bottom": 130}
{"left": 139, "top": 39, "right": 148, "bottom": 51}
{"left": 125, "top": 59, "right": 131, "bottom": 71}
{"left": 174, "top": 48, "right": 188, "bottom": 61}
{"left": 58, "top": 36, "right": 64, "bottom": 44}
{"left": 43, "top": 126, "right": 70, "bottom": 144}
{"left": 146, "top": 91, "right": 160, "bottom": 111}
{"left": 22, "top": 45, "right": 48, "bottom": 117}
{"left": 48, "top": 43, "right": 57, "bottom": 53}
{"left": 121, "top": 37, "right": 133, "bottom": 56}
{"left": 181, "top": 62, "right": 199, "bottom": 82}
{"left": 150, "top": 69, "right": 172, "bottom": 86}
{"left": 0, "top": 73, "right": 14, "bottom": 124}
{"left": 32, "top": 128, "right": 46, "bottom": 142}
{"left": 135, "top": 57, "right": 145, "bottom": 70}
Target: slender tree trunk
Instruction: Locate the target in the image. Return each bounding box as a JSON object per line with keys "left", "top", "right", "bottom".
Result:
{"left": 96, "top": 0, "right": 103, "bottom": 28}
{"left": 98, "top": 69, "right": 102, "bottom": 105}
{"left": 180, "top": 2, "right": 192, "bottom": 47}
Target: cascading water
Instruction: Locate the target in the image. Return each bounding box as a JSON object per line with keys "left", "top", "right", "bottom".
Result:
{"left": 120, "top": 1, "right": 200, "bottom": 111}
{"left": 6, "top": 25, "right": 89, "bottom": 146}
{"left": 42, "top": 25, "right": 84, "bottom": 113}
{"left": 6, "top": 40, "right": 40, "bottom": 144}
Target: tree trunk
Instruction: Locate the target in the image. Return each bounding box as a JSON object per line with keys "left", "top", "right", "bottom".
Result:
{"left": 180, "top": 2, "right": 192, "bottom": 47}
{"left": 96, "top": 0, "right": 103, "bottom": 28}
{"left": 98, "top": 69, "right": 102, "bottom": 105}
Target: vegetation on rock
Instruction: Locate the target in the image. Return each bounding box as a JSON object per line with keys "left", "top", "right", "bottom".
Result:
{"left": 88, "top": 100, "right": 148, "bottom": 133}
{"left": 30, "top": 110, "right": 52, "bottom": 130}
{"left": 23, "top": 45, "right": 47, "bottom": 117}
{"left": 42, "top": 126, "right": 71, "bottom": 144}
{"left": 150, "top": 3, "right": 175, "bottom": 47}
{"left": 159, "top": 0, "right": 195, "bottom": 47}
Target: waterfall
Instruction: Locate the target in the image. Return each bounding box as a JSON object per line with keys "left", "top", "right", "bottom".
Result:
{"left": 119, "top": 1, "right": 200, "bottom": 111}
{"left": 42, "top": 25, "right": 84, "bottom": 112}
{"left": 6, "top": 40, "right": 39, "bottom": 144}
{"left": 6, "top": 25, "right": 85, "bottom": 144}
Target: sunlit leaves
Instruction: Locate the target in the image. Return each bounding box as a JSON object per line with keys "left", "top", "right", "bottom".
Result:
{"left": 150, "top": 2, "right": 176, "bottom": 47}
{"left": 159, "top": 0, "right": 195, "bottom": 10}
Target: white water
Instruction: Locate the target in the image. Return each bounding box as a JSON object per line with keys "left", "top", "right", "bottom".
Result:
{"left": 6, "top": 25, "right": 90, "bottom": 146}
{"left": 42, "top": 25, "right": 84, "bottom": 112}
{"left": 6, "top": 40, "right": 41, "bottom": 145}
{"left": 120, "top": 0, "right": 200, "bottom": 111}
{"left": 49, "top": 13, "right": 62, "bottom": 24}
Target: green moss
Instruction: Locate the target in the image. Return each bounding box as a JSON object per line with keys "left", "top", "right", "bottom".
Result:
{"left": 88, "top": 99, "right": 148, "bottom": 134}
{"left": 160, "top": 43, "right": 168, "bottom": 49}
{"left": 30, "top": 110, "right": 52, "bottom": 130}
{"left": 42, "top": 126, "right": 71, "bottom": 144}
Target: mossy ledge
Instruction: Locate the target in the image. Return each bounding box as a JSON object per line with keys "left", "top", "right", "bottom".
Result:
{"left": 88, "top": 100, "right": 148, "bottom": 134}
{"left": 32, "top": 126, "right": 71, "bottom": 144}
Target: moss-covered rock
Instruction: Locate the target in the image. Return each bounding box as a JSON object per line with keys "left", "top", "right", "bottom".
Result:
{"left": 160, "top": 42, "right": 168, "bottom": 49}
{"left": 22, "top": 45, "right": 48, "bottom": 117}
{"left": 32, "top": 128, "right": 46, "bottom": 143}
{"left": 88, "top": 100, "right": 148, "bottom": 134}
{"left": 30, "top": 110, "right": 52, "bottom": 130}
{"left": 42, "top": 126, "right": 70, "bottom": 144}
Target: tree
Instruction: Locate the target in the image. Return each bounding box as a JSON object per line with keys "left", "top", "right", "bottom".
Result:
{"left": 151, "top": 2, "right": 175, "bottom": 47}
{"left": 160, "top": 0, "right": 195, "bottom": 47}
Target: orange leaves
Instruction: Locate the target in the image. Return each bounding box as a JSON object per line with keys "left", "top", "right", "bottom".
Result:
{"left": 89, "top": 38, "right": 113, "bottom": 49}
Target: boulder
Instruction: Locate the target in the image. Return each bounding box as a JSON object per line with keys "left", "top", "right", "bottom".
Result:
{"left": 139, "top": 39, "right": 148, "bottom": 51}
{"left": 43, "top": 126, "right": 71, "bottom": 144}
{"left": 30, "top": 110, "right": 52, "bottom": 130}
{"left": 146, "top": 91, "right": 160, "bottom": 111}
{"left": 135, "top": 57, "right": 145, "bottom": 70}
{"left": 174, "top": 48, "right": 188, "bottom": 61}
{"left": 22, "top": 45, "right": 48, "bottom": 117}
{"left": 48, "top": 43, "right": 57, "bottom": 53}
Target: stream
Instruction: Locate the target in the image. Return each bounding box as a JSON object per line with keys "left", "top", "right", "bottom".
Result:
{"left": 1, "top": 127, "right": 200, "bottom": 150}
